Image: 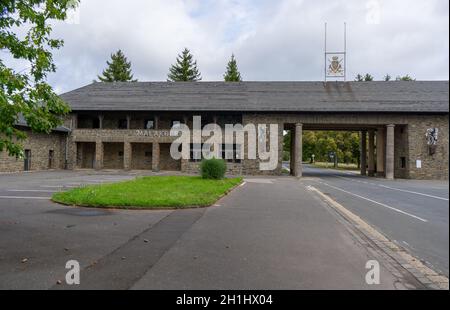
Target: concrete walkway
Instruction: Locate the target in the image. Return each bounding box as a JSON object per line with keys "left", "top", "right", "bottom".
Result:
{"left": 131, "top": 177, "right": 421, "bottom": 289}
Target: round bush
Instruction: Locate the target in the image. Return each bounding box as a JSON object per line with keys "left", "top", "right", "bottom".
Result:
{"left": 200, "top": 158, "right": 227, "bottom": 179}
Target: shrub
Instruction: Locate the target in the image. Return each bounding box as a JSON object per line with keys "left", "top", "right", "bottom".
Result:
{"left": 200, "top": 158, "right": 227, "bottom": 179}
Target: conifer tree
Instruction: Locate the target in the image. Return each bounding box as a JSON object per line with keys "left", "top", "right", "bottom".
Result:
{"left": 98, "top": 50, "right": 137, "bottom": 82}
{"left": 223, "top": 54, "right": 242, "bottom": 82}
{"left": 167, "top": 48, "right": 202, "bottom": 81}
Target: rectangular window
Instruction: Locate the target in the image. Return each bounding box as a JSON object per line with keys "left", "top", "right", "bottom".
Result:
{"left": 400, "top": 157, "right": 406, "bottom": 169}
{"left": 144, "top": 119, "right": 154, "bottom": 129}
{"left": 118, "top": 119, "right": 128, "bottom": 129}
{"left": 48, "top": 150, "right": 54, "bottom": 169}
{"left": 190, "top": 143, "right": 202, "bottom": 162}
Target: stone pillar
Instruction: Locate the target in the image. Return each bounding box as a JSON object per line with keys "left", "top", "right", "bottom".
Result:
{"left": 126, "top": 115, "right": 131, "bottom": 129}
{"left": 154, "top": 115, "right": 159, "bottom": 130}
{"left": 94, "top": 140, "right": 103, "bottom": 170}
{"left": 294, "top": 123, "right": 303, "bottom": 177}
{"left": 98, "top": 114, "right": 104, "bottom": 129}
{"left": 385, "top": 124, "right": 395, "bottom": 180}
{"left": 124, "top": 141, "right": 131, "bottom": 170}
{"left": 376, "top": 128, "right": 385, "bottom": 177}
{"left": 152, "top": 142, "right": 160, "bottom": 172}
{"left": 290, "top": 129, "right": 295, "bottom": 174}
{"left": 360, "top": 131, "right": 367, "bottom": 176}
{"left": 368, "top": 130, "right": 375, "bottom": 176}
{"left": 76, "top": 142, "right": 83, "bottom": 169}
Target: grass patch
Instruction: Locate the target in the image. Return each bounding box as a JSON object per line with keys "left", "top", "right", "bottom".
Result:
{"left": 52, "top": 176, "right": 242, "bottom": 209}
{"left": 311, "top": 162, "right": 359, "bottom": 171}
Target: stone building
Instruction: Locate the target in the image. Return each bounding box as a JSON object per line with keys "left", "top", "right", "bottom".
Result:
{"left": 1, "top": 81, "right": 448, "bottom": 180}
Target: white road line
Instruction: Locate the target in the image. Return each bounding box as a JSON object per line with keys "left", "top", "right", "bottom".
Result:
{"left": 0, "top": 196, "right": 51, "bottom": 200}
{"left": 333, "top": 175, "right": 448, "bottom": 201}
{"left": 315, "top": 181, "right": 428, "bottom": 222}
{"left": 377, "top": 184, "right": 449, "bottom": 201}
{"left": 239, "top": 181, "right": 247, "bottom": 187}
{"left": 7, "top": 189, "right": 55, "bottom": 193}
{"left": 40, "top": 185, "right": 76, "bottom": 188}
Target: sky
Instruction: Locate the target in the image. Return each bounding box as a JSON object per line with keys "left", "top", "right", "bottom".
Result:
{"left": 6, "top": 0, "right": 450, "bottom": 93}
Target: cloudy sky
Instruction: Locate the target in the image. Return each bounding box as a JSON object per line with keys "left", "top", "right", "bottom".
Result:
{"left": 16, "top": 0, "right": 450, "bottom": 93}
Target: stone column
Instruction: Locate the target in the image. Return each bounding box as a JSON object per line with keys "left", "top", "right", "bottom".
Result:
{"left": 124, "top": 141, "right": 132, "bottom": 170}
{"left": 152, "top": 142, "right": 160, "bottom": 172}
{"left": 154, "top": 115, "right": 159, "bottom": 130}
{"left": 290, "top": 129, "right": 295, "bottom": 174}
{"left": 385, "top": 124, "right": 395, "bottom": 179}
{"left": 360, "top": 131, "right": 367, "bottom": 176}
{"left": 94, "top": 140, "right": 103, "bottom": 170}
{"left": 376, "top": 128, "right": 385, "bottom": 177}
{"left": 368, "top": 130, "right": 375, "bottom": 176}
{"left": 294, "top": 123, "right": 303, "bottom": 177}
{"left": 98, "top": 114, "right": 104, "bottom": 129}
{"left": 126, "top": 115, "right": 131, "bottom": 129}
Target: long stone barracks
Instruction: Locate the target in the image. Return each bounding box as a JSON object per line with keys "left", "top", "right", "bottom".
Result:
{"left": 1, "top": 81, "right": 448, "bottom": 179}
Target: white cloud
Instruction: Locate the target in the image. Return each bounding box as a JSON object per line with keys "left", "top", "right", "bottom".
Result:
{"left": 32, "top": 0, "right": 448, "bottom": 93}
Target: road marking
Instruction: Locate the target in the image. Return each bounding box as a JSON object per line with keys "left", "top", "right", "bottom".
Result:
{"left": 332, "top": 174, "right": 448, "bottom": 201}
{"left": 239, "top": 181, "right": 247, "bottom": 187}
{"left": 7, "top": 189, "right": 55, "bottom": 193}
{"left": 306, "top": 184, "right": 448, "bottom": 289}
{"left": 0, "top": 196, "right": 51, "bottom": 200}
{"left": 314, "top": 181, "right": 428, "bottom": 222}
{"left": 377, "top": 184, "right": 449, "bottom": 201}
{"left": 40, "top": 185, "right": 76, "bottom": 188}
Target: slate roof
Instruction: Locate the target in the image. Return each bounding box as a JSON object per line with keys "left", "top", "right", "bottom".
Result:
{"left": 15, "top": 114, "right": 70, "bottom": 133}
{"left": 60, "top": 81, "right": 449, "bottom": 113}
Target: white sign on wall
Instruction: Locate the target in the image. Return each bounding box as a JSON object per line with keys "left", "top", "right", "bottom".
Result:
{"left": 416, "top": 160, "right": 422, "bottom": 169}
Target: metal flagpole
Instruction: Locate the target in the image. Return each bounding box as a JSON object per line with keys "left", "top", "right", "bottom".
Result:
{"left": 344, "top": 22, "right": 347, "bottom": 82}
{"left": 324, "top": 22, "right": 327, "bottom": 82}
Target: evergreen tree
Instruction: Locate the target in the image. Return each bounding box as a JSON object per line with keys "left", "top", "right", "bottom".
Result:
{"left": 223, "top": 54, "right": 242, "bottom": 82}
{"left": 98, "top": 50, "right": 137, "bottom": 82}
{"left": 167, "top": 48, "right": 202, "bottom": 81}
{"left": 355, "top": 74, "right": 364, "bottom": 82}
{"left": 363, "top": 73, "right": 374, "bottom": 81}
{"left": 396, "top": 74, "right": 415, "bottom": 81}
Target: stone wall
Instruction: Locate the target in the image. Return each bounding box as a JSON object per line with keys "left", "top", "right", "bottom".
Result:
{"left": 0, "top": 128, "right": 66, "bottom": 173}
{"left": 407, "top": 115, "right": 449, "bottom": 180}
{"left": 131, "top": 143, "right": 153, "bottom": 170}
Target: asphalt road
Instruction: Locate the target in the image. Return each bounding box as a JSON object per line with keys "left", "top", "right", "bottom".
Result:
{"left": 298, "top": 164, "right": 449, "bottom": 277}
{"left": 0, "top": 170, "right": 424, "bottom": 289}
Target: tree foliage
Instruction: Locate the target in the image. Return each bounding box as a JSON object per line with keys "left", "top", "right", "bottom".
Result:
{"left": 0, "top": 0, "right": 77, "bottom": 157}
{"left": 167, "top": 48, "right": 201, "bottom": 82}
{"left": 97, "top": 49, "right": 137, "bottom": 82}
{"left": 223, "top": 54, "right": 242, "bottom": 82}
{"left": 284, "top": 131, "right": 361, "bottom": 164}
{"left": 396, "top": 74, "right": 415, "bottom": 81}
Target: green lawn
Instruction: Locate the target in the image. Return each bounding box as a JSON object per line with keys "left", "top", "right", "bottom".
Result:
{"left": 52, "top": 176, "right": 242, "bottom": 209}
{"left": 311, "top": 162, "right": 359, "bottom": 171}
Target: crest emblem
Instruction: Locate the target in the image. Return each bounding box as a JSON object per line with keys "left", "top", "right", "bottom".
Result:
{"left": 327, "top": 56, "right": 344, "bottom": 76}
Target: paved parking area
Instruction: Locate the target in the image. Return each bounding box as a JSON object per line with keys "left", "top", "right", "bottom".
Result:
{"left": 0, "top": 170, "right": 427, "bottom": 289}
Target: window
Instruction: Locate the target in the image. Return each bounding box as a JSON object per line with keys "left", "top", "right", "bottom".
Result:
{"left": 400, "top": 157, "right": 406, "bottom": 169}
{"left": 189, "top": 143, "right": 202, "bottom": 162}
{"left": 171, "top": 120, "right": 182, "bottom": 129}
{"left": 144, "top": 119, "right": 154, "bottom": 129}
{"left": 48, "top": 150, "right": 54, "bottom": 169}
{"left": 189, "top": 144, "right": 242, "bottom": 163}
{"left": 118, "top": 119, "right": 128, "bottom": 129}
{"left": 92, "top": 118, "right": 100, "bottom": 129}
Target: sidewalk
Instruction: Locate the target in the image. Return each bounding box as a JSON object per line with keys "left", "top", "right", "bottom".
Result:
{"left": 131, "top": 177, "right": 423, "bottom": 289}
